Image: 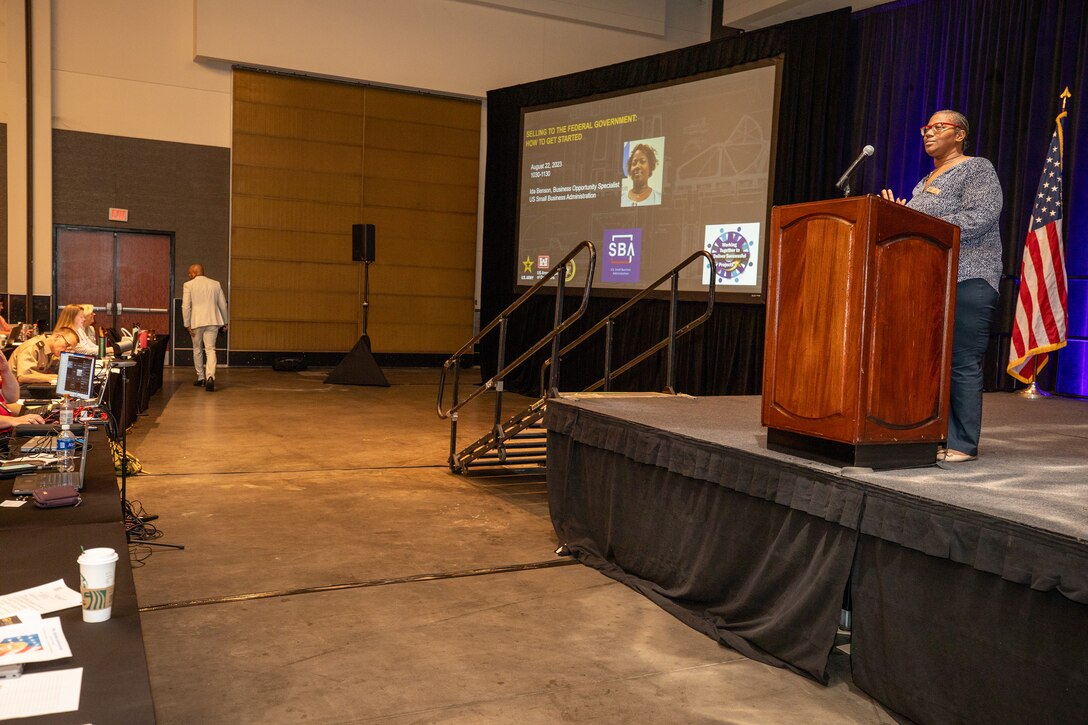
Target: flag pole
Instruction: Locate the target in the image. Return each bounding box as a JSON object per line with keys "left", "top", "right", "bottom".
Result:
{"left": 1016, "top": 362, "right": 1049, "bottom": 399}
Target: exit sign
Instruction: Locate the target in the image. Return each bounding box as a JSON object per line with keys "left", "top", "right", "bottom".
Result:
{"left": 108, "top": 208, "right": 129, "bottom": 222}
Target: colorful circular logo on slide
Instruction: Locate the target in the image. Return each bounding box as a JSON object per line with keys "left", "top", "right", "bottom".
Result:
{"left": 711, "top": 228, "right": 751, "bottom": 281}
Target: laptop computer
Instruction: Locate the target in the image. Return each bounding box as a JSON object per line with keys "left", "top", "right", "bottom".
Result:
{"left": 25, "top": 377, "right": 110, "bottom": 418}
{"left": 19, "top": 351, "right": 106, "bottom": 415}
{"left": 57, "top": 352, "right": 97, "bottom": 401}
{"left": 11, "top": 434, "right": 91, "bottom": 496}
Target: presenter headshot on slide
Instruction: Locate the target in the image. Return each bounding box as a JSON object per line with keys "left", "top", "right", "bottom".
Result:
{"left": 881, "top": 109, "right": 1002, "bottom": 463}
{"left": 621, "top": 143, "right": 661, "bottom": 207}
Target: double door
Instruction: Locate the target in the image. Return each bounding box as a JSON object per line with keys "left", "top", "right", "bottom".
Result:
{"left": 54, "top": 226, "right": 174, "bottom": 341}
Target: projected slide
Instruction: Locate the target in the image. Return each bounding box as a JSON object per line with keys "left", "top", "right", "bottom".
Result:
{"left": 516, "top": 61, "right": 778, "bottom": 298}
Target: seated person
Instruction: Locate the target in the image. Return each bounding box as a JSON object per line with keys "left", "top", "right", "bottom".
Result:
{"left": 0, "top": 343, "right": 45, "bottom": 428}
{"left": 8, "top": 327, "right": 78, "bottom": 385}
{"left": 81, "top": 304, "right": 103, "bottom": 348}
{"left": 0, "top": 299, "right": 13, "bottom": 336}
{"left": 54, "top": 303, "right": 99, "bottom": 357}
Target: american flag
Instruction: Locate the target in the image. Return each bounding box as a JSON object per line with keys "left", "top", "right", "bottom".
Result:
{"left": 1007, "top": 110, "right": 1069, "bottom": 383}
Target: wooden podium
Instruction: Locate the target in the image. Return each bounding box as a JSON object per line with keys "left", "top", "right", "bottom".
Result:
{"left": 762, "top": 195, "right": 960, "bottom": 469}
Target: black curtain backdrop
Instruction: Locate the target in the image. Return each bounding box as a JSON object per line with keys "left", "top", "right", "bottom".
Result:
{"left": 480, "top": 0, "right": 1087, "bottom": 398}
{"left": 482, "top": 11, "right": 851, "bottom": 395}
{"left": 844, "top": 0, "right": 1088, "bottom": 392}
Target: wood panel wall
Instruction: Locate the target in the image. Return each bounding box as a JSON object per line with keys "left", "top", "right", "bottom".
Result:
{"left": 230, "top": 70, "right": 480, "bottom": 353}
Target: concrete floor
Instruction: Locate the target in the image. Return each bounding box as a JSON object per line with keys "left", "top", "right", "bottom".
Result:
{"left": 127, "top": 367, "right": 898, "bottom": 724}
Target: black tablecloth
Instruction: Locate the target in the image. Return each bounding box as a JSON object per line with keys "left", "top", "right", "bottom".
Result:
{"left": 0, "top": 429, "right": 120, "bottom": 531}
{"left": 0, "top": 429, "right": 156, "bottom": 723}
{"left": 0, "top": 522, "right": 156, "bottom": 724}
{"left": 142, "top": 335, "right": 169, "bottom": 408}
{"left": 104, "top": 337, "right": 168, "bottom": 431}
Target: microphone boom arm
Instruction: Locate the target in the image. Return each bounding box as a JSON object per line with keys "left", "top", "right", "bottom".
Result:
{"left": 836, "top": 145, "right": 875, "bottom": 196}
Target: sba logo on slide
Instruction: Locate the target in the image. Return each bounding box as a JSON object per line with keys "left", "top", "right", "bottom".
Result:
{"left": 602, "top": 229, "right": 641, "bottom": 283}
{"left": 609, "top": 239, "right": 636, "bottom": 259}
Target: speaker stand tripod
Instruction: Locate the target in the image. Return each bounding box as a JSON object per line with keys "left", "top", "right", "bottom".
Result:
{"left": 113, "top": 359, "right": 184, "bottom": 550}
{"left": 325, "top": 256, "right": 389, "bottom": 386}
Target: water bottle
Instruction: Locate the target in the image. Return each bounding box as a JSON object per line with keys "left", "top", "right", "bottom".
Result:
{"left": 98, "top": 332, "right": 108, "bottom": 358}
{"left": 58, "top": 424, "right": 76, "bottom": 472}
{"left": 59, "top": 395, "right": 74, "bottom": 428}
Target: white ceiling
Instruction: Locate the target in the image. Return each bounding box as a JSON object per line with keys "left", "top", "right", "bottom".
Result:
{"left": 722, "top": 0, "right": 894, "bottom": 31}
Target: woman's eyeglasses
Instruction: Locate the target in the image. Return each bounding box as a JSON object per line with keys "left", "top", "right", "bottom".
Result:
{"left": 920, "top": 123, "right": 963, "bottom": 136}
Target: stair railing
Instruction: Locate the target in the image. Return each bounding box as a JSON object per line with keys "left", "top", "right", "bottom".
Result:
{"left": 437, "top": 241, "right": 596, "bottom": 466}
{"left": 540, "top": 249, "right": 716, "bottom": 396}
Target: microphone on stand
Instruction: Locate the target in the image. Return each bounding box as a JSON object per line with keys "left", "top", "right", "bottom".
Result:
{"left": 835, "top": 144, "right": 875, "bottom": 197}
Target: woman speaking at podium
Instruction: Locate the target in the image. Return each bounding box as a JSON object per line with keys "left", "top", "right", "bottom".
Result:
{"left": 882, "top": 110, "right": 1002, "bottom": 463}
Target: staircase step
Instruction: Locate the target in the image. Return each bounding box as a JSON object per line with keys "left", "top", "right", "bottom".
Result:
{"left": 476, "top": 448, "right": 546, "bottom": 460}
{"left": 453, "top": 402, "right": 550, "bottom": 473}
{"left": 464, "top": 455, "right": 547, "bottom": 469}
{"left": 510, "top": 431, "right": 546, "bottom": 439}
{"left": 495, "top": 440, "right": 547, "bottom": 449}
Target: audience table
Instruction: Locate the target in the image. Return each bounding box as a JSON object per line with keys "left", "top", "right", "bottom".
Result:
{"left": 0, "top": 428, "right": 157, "bottom": 723}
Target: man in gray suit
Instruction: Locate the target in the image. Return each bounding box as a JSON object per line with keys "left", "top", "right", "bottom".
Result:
{"left": 182, "top": 263, "right": 228, "bottom": 392}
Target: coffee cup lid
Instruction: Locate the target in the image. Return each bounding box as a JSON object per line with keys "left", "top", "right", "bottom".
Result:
{"left": 78, "top": 547, "right": 119, "bottom": 565}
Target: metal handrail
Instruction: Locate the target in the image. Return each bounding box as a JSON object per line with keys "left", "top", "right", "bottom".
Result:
{"left": 437, "top": 241, "right": 596, "bottom": 420}
{"left": 540, "top": 249, "right": 716, "bottom": 396}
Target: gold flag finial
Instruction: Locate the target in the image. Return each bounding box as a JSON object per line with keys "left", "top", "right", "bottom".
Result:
{"left": 1060, "top": 87, "right": 1071, "bottom": 110}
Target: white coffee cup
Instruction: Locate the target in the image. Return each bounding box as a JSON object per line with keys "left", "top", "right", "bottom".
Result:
{"left": 78, "top": 547, "right": 119, "bottom": 623}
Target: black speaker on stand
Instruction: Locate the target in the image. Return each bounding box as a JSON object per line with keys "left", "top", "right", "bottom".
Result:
{"left": 326, "top": 224, "right": 389, "bottom": 387}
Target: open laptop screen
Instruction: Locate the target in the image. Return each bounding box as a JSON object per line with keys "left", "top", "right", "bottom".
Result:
{"left": 56, "top": 351, "right": 96, "bottom": 401}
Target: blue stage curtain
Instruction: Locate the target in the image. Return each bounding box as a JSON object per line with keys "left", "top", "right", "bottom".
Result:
{"left": 844, "top": 0, "right": 1088, "bottom": 394}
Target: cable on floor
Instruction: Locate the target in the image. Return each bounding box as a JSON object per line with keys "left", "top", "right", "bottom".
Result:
{"left": 139, "top": 557, "right": 580, "bottom": 613}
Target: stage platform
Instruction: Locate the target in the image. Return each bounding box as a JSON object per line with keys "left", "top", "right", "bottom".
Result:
{"left": 545, "top": 393, "right": 1088, "bottom": 725}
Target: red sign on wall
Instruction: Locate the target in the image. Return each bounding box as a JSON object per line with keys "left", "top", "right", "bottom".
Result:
{"left": 108, "top": 208, "right": 129, "bottom": 222}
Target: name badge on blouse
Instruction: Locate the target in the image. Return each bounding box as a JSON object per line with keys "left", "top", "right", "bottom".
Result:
{"left": 925, "top": 186, "right": 941, "bottom": 195}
